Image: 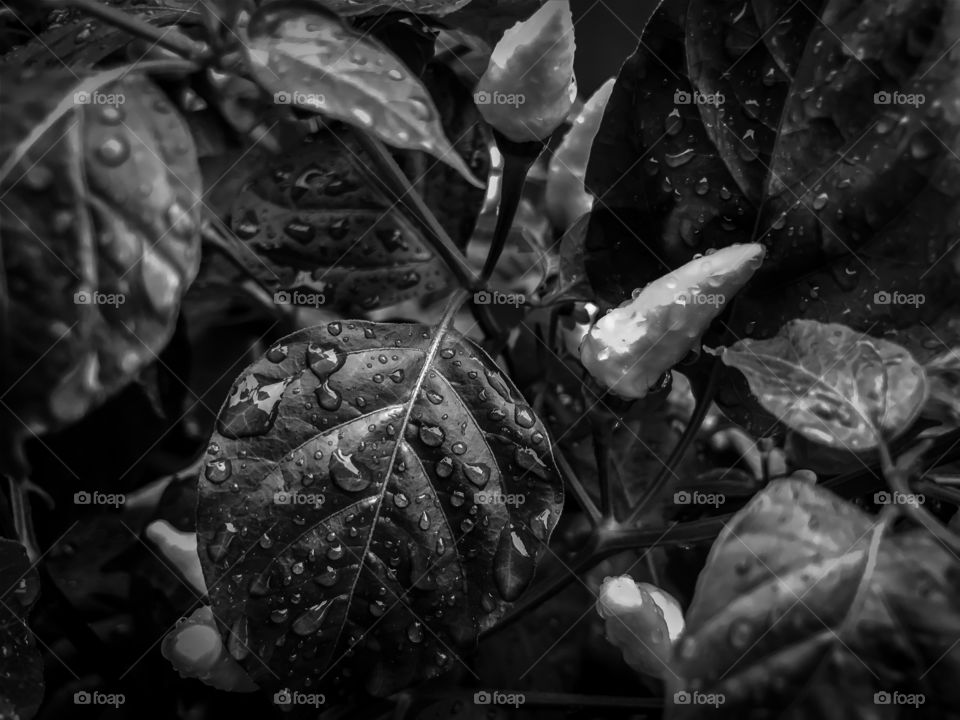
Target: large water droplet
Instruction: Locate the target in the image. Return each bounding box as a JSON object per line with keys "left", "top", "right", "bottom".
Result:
{"left": 515, "top": 447, "right": 549, "bottom": 478}
{"left": 316, "top": 381, "right": 342, "bottom": 411}
{"left": 204, "top": 459, "right": 232, "bottom": 484}
{"left": 419, "top": 425, "right": 444, "bottom": 447}
{"left": 493, "top": 523, "right": 536, "bottom": 601}
{"left": 292, "top": 600, "right": 333, "bottom": 636}
{"left": 462, "top": 462, "right": 491, "bottom": 488}
{"left": 436, "top": 456, "right": 454, "bottom": 478}
{"left": 307, "top": 342, "right": 346, "bottom": 380}
{"left": 514, "top": 405, "right": 535, "bottom": 428}
{"left": 330, "top": 449, "right": 371, "bottom": 492}
{"left": 418, "top": 511, "right": 431, "bottom": 530}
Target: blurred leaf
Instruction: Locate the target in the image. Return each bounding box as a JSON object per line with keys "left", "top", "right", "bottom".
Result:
{"left": 327, "top": 0, "right": 472, "bottom": 15}
{"left": 670, "top": 478, "right": 960, "bottom": 719}
{"left": 227, "top": 64, "right": 490, "bottom": 311}
{"left": 243, "top": 0, "right": 482, "bottom": 186}
{"left": 0, "top": 70, "right": 201, "bottom": 461}
{"left": 0, "top": 539, "right": 42, "bottom": 720}
{"left": 923, "top": 347, "right": 960, "bottom": 426}
{"left": 721, "top": 320, "right": 927, "bottom": 452}
{"left": 197, "top": 320, "right": 563, "bottom": 697}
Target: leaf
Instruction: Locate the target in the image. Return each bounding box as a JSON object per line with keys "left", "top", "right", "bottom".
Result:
{"left": 669, "top": 478, "right": 960, "bottom": 719}
{"left": 721, "top": 320, "right": 927, "bottom": 451}
{"left": 326, "top": 0, "right": 473, "bottom": 15}
{"left": 243, "top": 0, "right": 482, "bottom": 187}
{"left": 443, "top": 0, "right": 546, "bottom": 48}
{"left": 0, "top": 539, "right": 43, "bottom": 720}
{"left": 228, "top": 65, "right": 490, "bottom": 311}
{"left": 923, "top": 347, "right": 960, "bottom": 426}
{"left": 585, "top": 0, "right": 960, "bottom": 429}
{"left": 196, "top": 320, "right": 563, "bottom": 697}
{"left": 0, "top": 70, "right": 201, "bottom": 458}
{"left": 475, "top": 0, "right": 577, "bottom": 142}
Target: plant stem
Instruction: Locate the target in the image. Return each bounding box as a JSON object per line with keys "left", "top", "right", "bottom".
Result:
{"left": 876, "top": 436, "right": 960, "bottom": 553}
{"left": 555, "top": 447, "right": 602, "bottom": 527}
{"left": 351, "top": 129, "right": 480, "bottom": 291}
{"left": 7, "top": 477, "right": 39, "bottom": 562}
{"left": 42, "top": 0, "right": 213, "bottom": 63}
{"left": 478, "top": 134, "right": 541, "bottom": 285}
{"left": 625, "top": 358, "right": 720, "bottom": 526}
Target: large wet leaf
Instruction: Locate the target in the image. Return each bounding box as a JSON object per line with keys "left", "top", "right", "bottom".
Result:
{"left": 228, "top": 63, "right": 490, "bottom": 311}
{"left": 669, "top": 478, "right": 960, "bottom": 719}
{"left": 0, "top": 70, "right": 201, "bottom": 459}
{"left": 243, "top": 0, "right": 481, "bottom": 185}
{"left": 197, "top": 320, "right": 563, "bottom": 697}
{"left": 720, "top": 320, "right": 928, "bottom": 451}
{"left": 585, "top": 0, "right": 960, "bottom": 432}
{"left": 0, "top": 539, "right": 43, "bottom": 720}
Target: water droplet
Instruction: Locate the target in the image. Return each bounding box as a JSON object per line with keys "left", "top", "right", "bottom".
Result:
{"left": 440, "top": 348, "right": 455, "bottom": 359}
{"left": 451, "top": 441, "right": 467, "bottom": 455}
{"left": 389, "top": 369, "right": 405, "bottom": 383}
{"left": 227, "top": 617, "right": 249, "bottom": 660}
{"left": 425, "top": 389, "right": 444, "bottom": 405}
{"left": 450, "top": 490, "right": 465, "bottom": 507}
{"left": 436, "top": 456, "right": 454, "bottom": 478}
{"left": 99, "top": 104, "right": 124, "bottom": 124}
{"left": 330, "top": 449, "right": 371, "bottom": 492}
{"left": 515, "top": 447, "right": 549, "bottom": 478}
{"left": 270, "top": 608, "right": 289, "bottom": 624}
{"left": 812, "top": 192, "right": 828, "bottom": 210}
{"left": 292, "top": 601, "right": 333, "bottom": 636}
{"left": 96, "top": 137, "right": 130, "bottom": 166}
{"left": 316, "top": 381, "right": 342, "bottom": 411}
{"left": 266, "top": 345, "right": 288, "bottom": 363}
{"left": 419, "top": 425, "right": 444, "bottom": 447}
{"left": 418, "top": 511, "right": 430, "bottom": 530}
{"left": 514, "top": 405, "right": 535, "bottom": 428}
{"left": 204, "top": 459, "right": 232, "bottom": 484}
{"left": 327, "top": 321, "right": 343, "bottom": 336}
{"left": 436, "top": 537, "right": 446, "bottom": 554}
{"left": 460, "top": 518, "right": 475, "bottom": 533}
{"left": 728, "top": 619, "right": 752, "bottom": 649}
{"left": 665, "top": 108, "right": 683, "bottom": 135}
{"left": 462, "top": 462, "right": 491, "bottom": 488}
{"left": 493, "top": 524, "right": 536, "bottom": 601}
{"left": 664, "top": 148, "right": 695, "bottom": 167}
{"left": 387, "top": 68, "right": 404, "bottom": 81}
{"left": 234, "top": 210, "right": 260, "bottom": 239}
{"left": 393, "top": 492, "right": 410, "bottom": 508}
{"left": 315, "top": 567, "right": 337, "bottom": 587}
{"left": 407, "top": 622, "right": 424, "bottom": 643}
{"left": 327, "top": 544, "right": 344, "bottom": 561}
{"left": 695, "top": 177, "right": 709, "bottom": 196}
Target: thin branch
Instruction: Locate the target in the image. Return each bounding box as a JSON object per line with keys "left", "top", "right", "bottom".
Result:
{"left": 625, "top": 358, "right": 721, "bottom": 526}
{"left": 42, "top": 0, "right": 213, "bottom": 63}
{"left": 555, "top": 447, "right": 602, "bottom": 527}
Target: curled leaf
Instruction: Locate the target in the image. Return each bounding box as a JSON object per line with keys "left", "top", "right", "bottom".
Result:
{"left": 545, "top": 78, "right": 615, "bottom": 231}
{"left": 580, "top": 243, "right": 765, "bottom": 399}
{"left": 721, "top": 320, "right": 928, "bottom": 452}
{"left": 243, "top": 0, "right": 482, "bottom": 187}
{"left": 475, "top": 0, "right": 577, "bottom": 142}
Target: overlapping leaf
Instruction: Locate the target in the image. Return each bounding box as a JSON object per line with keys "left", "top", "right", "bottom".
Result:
{"left": 243, "top": 0, "right": 482, "bottom": 186}
{"left": 669, "top": 479, "right": 960, "bottom": 719}
{"left": 721, "top": 320, "right": 928, "bottom": 451}
{"left": 228, "top": 63, "right": 490, "bottom": 311}
{"left": 585, "top": 0, "right": 960, "bottom": 431}
{"left": 197, "top": 320, "right": 563, "bottom": 697}
{"left": 0, "top": 70, "right": 201, "bottom": 459}
{"left": 0, "top": 539, "right": 42, "bottom": 720}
